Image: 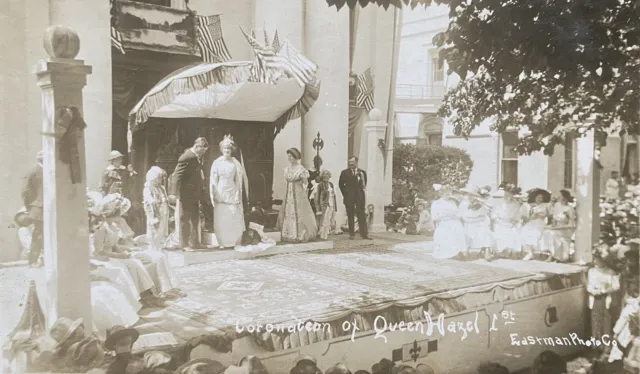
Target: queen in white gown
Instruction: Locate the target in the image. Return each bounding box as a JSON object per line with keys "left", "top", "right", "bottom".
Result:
{"left": 430, "top": 185, "right": 466, "bottom": 259}
{"left": 210, "top": 135, "right": 248, "bottom": 249}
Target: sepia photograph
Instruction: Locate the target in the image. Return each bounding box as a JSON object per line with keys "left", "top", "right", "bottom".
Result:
{"left": 0, "top": 0, "right": 639, "bottom": 373}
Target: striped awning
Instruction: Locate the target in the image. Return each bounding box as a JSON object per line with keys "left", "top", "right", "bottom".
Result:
{"left": 128, "top": 60, "right": 320, "bottom": 144}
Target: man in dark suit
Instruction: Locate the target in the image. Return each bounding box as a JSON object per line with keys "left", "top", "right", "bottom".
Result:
{"left": 22, "top": 151, "right": 44, "bottom": 265}
{"left": 339, "top": 156, "right": 372, "bottom": 240}
{"left": 169, "top": 137, "right": 209, "bottom": 249}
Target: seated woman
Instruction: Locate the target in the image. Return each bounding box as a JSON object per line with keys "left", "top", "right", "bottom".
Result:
{"left": 89, "top": 207, "right": 164, "bottom": 307}
{"left": 539, "top": 190, "right": 576, "bottom": 262}
{"left": 89, "top": 269, "right": 141, "bottom": 341}
{"left": 100, "top": 192, "right": 181, "bottom": 297}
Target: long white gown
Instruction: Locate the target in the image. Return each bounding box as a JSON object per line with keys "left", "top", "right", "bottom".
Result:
{"left": 91, "top": 280, "right": 140, "bottom": 341}
{"left": 459, "top": 203, "right": 493, "bottom": 250}
{"left": 491, "top": 199, "right": 522, "bottom": 252}
{"left": 520, "top": 203, "right": 550, "bottom": 249}
{"left": 431, "top": 198, "right": 466, "bottom": 259}
{"left": 210, "top": 156, "right": 246, "bottom": 248}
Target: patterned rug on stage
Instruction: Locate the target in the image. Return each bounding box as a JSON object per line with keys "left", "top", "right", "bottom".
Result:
{"left": 166, "top": 248, "right": 532, "bottom": 329}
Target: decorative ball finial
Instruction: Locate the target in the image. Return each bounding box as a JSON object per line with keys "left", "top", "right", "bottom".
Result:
{"left": 43, "top": 25, "right": 80, "bottom": 59}
{"left": 369, "top": 108, "right": 382, "bottom": 121}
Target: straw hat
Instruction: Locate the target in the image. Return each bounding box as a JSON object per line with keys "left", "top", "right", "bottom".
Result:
{"left": 143, "top": 351, "right": 173, "bottom": 371}
{"left": 325, "top": 363, "right": 352, "bottom": 374}
{"left": 100, "top": 193, "right": 131, "bottom": 216}
{"left": 49, "top": 317, "right": 84, "bottom": 350}
{"left": 177, "top": 358, "right": 226, "bottom": 374}
{"left": 104, "top": 325, "right": 139, "bottom": 351}
{"left": 107, "top": 150, "right": 124, "bottom": 161}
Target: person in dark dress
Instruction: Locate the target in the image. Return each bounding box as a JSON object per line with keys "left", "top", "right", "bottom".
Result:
{"left": 338, "top": 156, "right": 372, "bottom": 240}
{"left": 22, "top": 151, "right": 44, "bottom": 266}
{"left": 169, "top": 138, "right": 209, "bottom": 249}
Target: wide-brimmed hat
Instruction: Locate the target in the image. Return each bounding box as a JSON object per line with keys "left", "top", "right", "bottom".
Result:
{"left": 293, "top": 354, "right": 317, "bottom": 366}
{"left": 238, "top": 355, "right": 268, "bottom": 374}
{"left": 325, "top": 363, "right": 352, "bottom": 374}
{"left": 87, "top": 190, "right": 103, "bottom": 208}
{"left": 104, "top": 325, "right": 139, "bottom": 351}
{"left": 560, "top": 189, "right": 574, "bottom": 203}
{"left": 392, "top": 365, "right": 417, "bottom": 374}
{"left": 177, "top": 358, "right": 227, "bottom": 374}
{"left": 143, "top": 351, "right": 172, "bottom": 371}
{"left": 100, "top": 193, "right": 131, "bottom": 216}
{"left": 107, "top": 150, "right": 125, "bottom": 161}
{"left": 64, "top": 337, "right": 105, "bottom": 370}
{"left": 49, "top": 317, "right": 84, "bottom": 350}
{"left": 527, "top": 188, "right": 551, "bottom": 204}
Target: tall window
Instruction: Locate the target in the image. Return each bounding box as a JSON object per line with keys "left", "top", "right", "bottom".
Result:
{"left": 564, "top": 137, "right": 574, "bottom": 189}
{"left": 431, "top": 57, "right": 444, "bottom": 83}
{"left": 501, "top": 132, "right": 519, "bottom": 185}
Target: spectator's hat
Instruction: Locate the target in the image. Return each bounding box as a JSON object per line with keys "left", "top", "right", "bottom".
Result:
{"left": 108, "top": 150, "right": 125, "bottom": 161}
{"left": 177, "top": 358, "right": 227, "bottom": 374}
{"left": 49, "top": 317, "right": 85, "bottom": 353}
{"left": 391, "top": 365, "right": 417, "bottom": 374}
{"left": 143, "top": 351, "right": 172, "bottom": 371}
{"left": 325, "top": 363, "right": 352, "bottom": 374}
{"left": 238, "top": 355, "right": 268, "bottom": 374}
{"left": 104, "top": 325, "right": 139, "bottom": 351}
{"left": 64, "top": 336, "right": 105, "bottom": 371}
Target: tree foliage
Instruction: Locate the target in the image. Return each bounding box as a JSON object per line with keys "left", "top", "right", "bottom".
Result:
{"left": 329, "top": 0, "right": 640, "bottom": 156}
{"left": 392, "top": 143, "right": 473, "bottom": 203}
{"left": 435, "top": 0, "right": 640, "bottom": 155}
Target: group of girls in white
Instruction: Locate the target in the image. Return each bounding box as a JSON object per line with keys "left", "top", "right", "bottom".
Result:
{"left": 430, "top": 182, "right": 576, "bottom": 262}
{"left": 85, "top": 165, "right": 182, "bottom": 339}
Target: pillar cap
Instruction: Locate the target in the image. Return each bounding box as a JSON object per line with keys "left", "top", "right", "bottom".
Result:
{"left": 43, "top": 25, "right": 80, "bottom": 60}
{"left": 369, "top": 108, "right": 382, "bottom": 121}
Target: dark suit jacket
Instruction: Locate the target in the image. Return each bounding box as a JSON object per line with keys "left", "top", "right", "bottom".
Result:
{"left": 22, "top": 165, "right": 43, "bottom": 220}
{"left": 338, "top": 168, "right": 367, "bottom": 204}
{"left": 171, "top": 149, "right": 204, "bottom": 201}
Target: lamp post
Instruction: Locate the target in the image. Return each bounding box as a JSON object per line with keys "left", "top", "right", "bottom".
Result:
{"left": 313, "top": 132, "right": 324, "bottom": 171}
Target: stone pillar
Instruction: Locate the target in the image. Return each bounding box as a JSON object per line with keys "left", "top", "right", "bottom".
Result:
{"left": 364, "top": 109, "right": 387, "bottom": 232}
{"left": 574, "top": 131, "right": 599, "bottom": 265}
{"left": 50, "top": 0, "right": 112, "bottom": 189}
{"left": 254, "top": 0, "right": 304, "bottom": 201}
{"left": 36, "top": 26, "right": 93, "bottom": 330}
{"left": 303, "top": 1, "right": 350, "bottom": 225}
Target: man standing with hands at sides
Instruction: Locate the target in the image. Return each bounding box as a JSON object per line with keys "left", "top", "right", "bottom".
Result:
{"left": 339, "top": 156, "right": 373, "bottom": 240}
{"left": 169, "top": 137, "right": 209, "bottom": 250}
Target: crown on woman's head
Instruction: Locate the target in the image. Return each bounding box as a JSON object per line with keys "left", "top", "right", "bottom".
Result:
{"left": 220, "top": 134, "right": 235, "bottom": 148}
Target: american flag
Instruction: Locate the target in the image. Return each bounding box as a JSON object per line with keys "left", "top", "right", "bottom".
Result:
{"left": 277, "top": 41, "right": 316, "bottom": 87}
{"left": 356, "top": 67, "right": 374, "bottom": 112}
{"left": 111, "top": 27, "right": 125, "bottom": 54}
{"left": 196, "top": 15, "right": 232, "bottom": 63}
{"left": 272, "top": 30, "right": 281, "bottom": 53}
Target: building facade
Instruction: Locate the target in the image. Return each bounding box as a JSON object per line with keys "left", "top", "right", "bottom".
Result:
{"left": 394, "top": 5, "right": 635, "bottom": 194}
{"left": 0, "top": 0, "right": 399, "bottom": 261}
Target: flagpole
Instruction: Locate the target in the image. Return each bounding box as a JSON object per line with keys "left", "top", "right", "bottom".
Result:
{"left": 383, "top": 6, "right": 402, "bottom": 205}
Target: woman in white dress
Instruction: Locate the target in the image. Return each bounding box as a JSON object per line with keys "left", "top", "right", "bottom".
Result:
{"left": 520, "top": 189, "right": 552, "bottom": 260}
{"left": 459, "top": 189, "right": 493, "bottom": 260}
{"left": 490, "top": 184, "right": 522, "bottom": 258}
{"left": 210, "top": 135, "right": 248, "bottom": 248}
{"left": 540, "top": 190, "right": 576, "bottom": 262}
{"left": 143, "top": 166, "right": 170, "bottom": 251}
{"left": 430, "top": 184, "right": 466, "bottom": 259}
{"left": 277, "top": 148, "right": 318, "bottom": 243}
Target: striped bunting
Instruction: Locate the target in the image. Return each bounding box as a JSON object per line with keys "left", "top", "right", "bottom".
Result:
{"left": 356, "top": 67, "right": 374, "bottom": 112}
{"left": 196, "top": 15, "right": 232, "bottom": 63}
{"left": 277, "top": 41, "right": 317, "bottom": 87}
{"left": 111, "top": 27, "right": 125, "bottom": 54}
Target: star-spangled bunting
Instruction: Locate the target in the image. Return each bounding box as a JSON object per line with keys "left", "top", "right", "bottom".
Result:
{"left": 196, "top": 15, "right": 232, "bottom": 63}
{"left": 240, "top": 28, "right": 316, "bottom": 87}
{"left": 111, "top": 26, "right": 126, "bottom": 54}
{"left": 356, "top": 67, "right": 374, "bottom": 112}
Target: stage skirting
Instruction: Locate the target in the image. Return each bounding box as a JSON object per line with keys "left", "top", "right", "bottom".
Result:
{"left": 165, "top": 247, "right": 586, "bottom": 352}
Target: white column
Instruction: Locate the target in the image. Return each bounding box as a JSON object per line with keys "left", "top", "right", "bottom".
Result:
{"left": 50, "top": 0, "right": 112, "bottom": 190}
{"left": 574, "top": 130, "right": 599, "bottom": 265}
{"left": 303, "top": 1, "right": 350, "bottom": 225}
{"left": 364, "top": 109, "right": 387, "bottom": 232}
{"left": 254, "top": 0, "right": 304, "bottom": 201}
{"left": 36, "top": 26, "right": 92, "bottom": 330}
